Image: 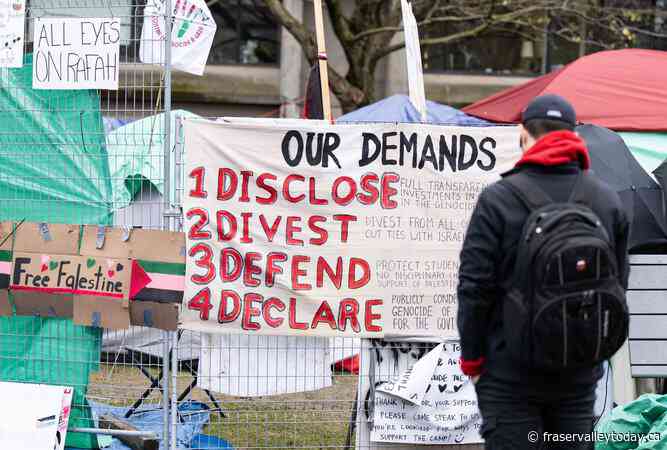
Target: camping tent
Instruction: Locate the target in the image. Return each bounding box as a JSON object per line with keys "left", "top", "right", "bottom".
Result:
{"left": 462, "top": 49, "right": 667, "bottom": 132}
{"left": 339, "top": 94, "right": 490, "bottom": 125}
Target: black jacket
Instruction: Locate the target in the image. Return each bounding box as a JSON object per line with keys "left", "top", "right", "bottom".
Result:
{"left": 457, "top": 163, "right": 630, "bottom": 384}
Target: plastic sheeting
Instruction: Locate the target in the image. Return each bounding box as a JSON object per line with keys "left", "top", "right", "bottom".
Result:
{"left": 0, "top": 55, "right": 112, "bottom": 448}
{"left": 595, "top": 393, "right": 667, "bottom": 449}
{"left": 0, "top": 317, "right": 103, "bottom": 449}
{"left": 106, "top": 110, "right": 199, "bottom": 210}
{"left": 84, "top": 401, "right": 211, "bottom": 450}
{"left": 0, "top": 54, "right": 112, "bottom": 225}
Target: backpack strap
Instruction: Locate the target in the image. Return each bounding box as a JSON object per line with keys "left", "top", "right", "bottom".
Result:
{"left": 567, "top": 171, "right": 594, "bottom": 208}
{"left": 501, "top": 172, "right": 553, "bottom": 211}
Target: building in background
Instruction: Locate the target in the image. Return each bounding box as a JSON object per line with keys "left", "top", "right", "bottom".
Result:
{"left": 26, "top": 0, "right": 667, "bottom": 118}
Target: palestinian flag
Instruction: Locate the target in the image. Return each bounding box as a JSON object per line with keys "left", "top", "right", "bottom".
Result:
{"left": 132, "top": 260, "right": 185, "bottom": 304}
{"left": 0, "top": 250, "right": 10, "bottom": 289}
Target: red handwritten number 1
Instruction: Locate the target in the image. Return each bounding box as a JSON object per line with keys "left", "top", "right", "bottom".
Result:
{"left": 189, "top": 167, "right": 208, "bottom": 198}
{"left": 188, "top": 288, "right": 212, "bottom": 320}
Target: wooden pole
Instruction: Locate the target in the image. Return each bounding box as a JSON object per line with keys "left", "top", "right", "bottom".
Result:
{"left": 313, "top": 0, "right": 333, "bottom": 122}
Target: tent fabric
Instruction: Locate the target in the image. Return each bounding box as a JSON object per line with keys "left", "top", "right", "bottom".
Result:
{"left": 339, "top": 94, "right": 490, "bottom": 125}
{"left": 619, "top": 132, "right": 667, "bottom": 181}
{"left": 106, "top": 110, "right": 199, "bottom": 211}
{"left": 0, "top": 54, "right": 112, "bottom": 225}
{"left": 463, "top": 49, "right": 667, "bottom": 132}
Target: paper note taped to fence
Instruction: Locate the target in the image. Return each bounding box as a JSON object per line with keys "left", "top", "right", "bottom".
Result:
{"left": 33, "top": 17, "right": 120, "bottom": 90}
{"left": 0, "top": 0, "right": 26, "bottom": 68}
{"left": 181, "top": 119, "right": 521, "bottom": 337}
{"left": 11, "top": 252, "right": 131, "bottom": 299}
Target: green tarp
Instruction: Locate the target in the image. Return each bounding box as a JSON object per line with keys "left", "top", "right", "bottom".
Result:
{"left": 596, "top": 394, "right": 667, "bottom": 449}
{"left": 0, "top": 54, "right": 112, "bottom": 224}
{"left": 0, "top": 55, "right": 110, "bottom": 448}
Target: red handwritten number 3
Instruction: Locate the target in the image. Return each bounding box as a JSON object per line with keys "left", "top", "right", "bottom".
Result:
{"left": 189, "top": 167, "right": 207, "bottom": 198}
{"left": 189, "top": 243, "right": 215, "bottom": 284}
{"left": 188, "top": 288, "right": 212, "bottom": 321}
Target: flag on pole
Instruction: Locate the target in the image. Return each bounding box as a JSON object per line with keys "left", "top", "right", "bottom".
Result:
{"left": 401, "top": 0, "right": 427, "bottom": 122}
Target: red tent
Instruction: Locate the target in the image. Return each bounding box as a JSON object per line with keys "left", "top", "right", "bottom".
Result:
{"left": 463, "top": 49, "right": 667, "bottom": 131}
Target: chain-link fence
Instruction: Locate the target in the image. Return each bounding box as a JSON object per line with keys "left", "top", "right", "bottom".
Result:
{"left": 0, "top": 1, "right": 374, "bottom": 449}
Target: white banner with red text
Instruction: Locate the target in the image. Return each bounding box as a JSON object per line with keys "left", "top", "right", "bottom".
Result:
{"left": 181, "top": 119, "right": 520, "bottom": 337}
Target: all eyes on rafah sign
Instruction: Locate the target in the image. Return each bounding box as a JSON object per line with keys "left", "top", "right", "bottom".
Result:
{"left": 181, "top": 119, "right": 520, "bottom": 338}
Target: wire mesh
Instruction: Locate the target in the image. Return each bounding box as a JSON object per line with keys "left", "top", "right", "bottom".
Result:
{"left": 0, "top": 0, "right": 172, "bottom": 448}
{"left": 0, "top": 2, "right": 441, "bottom": 450}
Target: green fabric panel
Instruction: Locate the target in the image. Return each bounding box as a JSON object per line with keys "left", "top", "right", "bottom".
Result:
{"left": 0, "top": 54, "right": 112, "bottom": 225}
{"left": 595, "top": 394, "right": 667, "bottom": 449}
{"left": 106, "top": 109, "right": 199, "bottom": 210}
{"left": 139, "top": 259, "right": 186, "bottom": 275}
{"left": 0, "top": 316, "right": 102, "bottom": 448}
{"left": 0, "top": 55, "right": 114, "bottom": 449}
{"left": 619, "top": 132, "right": 667, "bottom": 178}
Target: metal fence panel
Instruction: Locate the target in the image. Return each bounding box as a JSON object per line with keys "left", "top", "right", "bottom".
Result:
{"left": 0, "top": 0, "right": 172, "bottom": 448}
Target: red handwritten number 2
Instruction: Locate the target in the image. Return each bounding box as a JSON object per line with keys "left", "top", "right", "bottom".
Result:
{"left": 188, "top": 288, "right": 212, "bottom": 320}
{"left": 189, "top": 167, "right": 208, "bottom": 198}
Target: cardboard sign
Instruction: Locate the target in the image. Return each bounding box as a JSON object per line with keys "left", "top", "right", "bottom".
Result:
{"left": 371, "top": 342, "right": 483, "bottom": 445}
{"left": 11, "top": 252, "right": 131, "bottom": 300}
{"left": 0, "top": 0, "right": 24, "bottom": 68}
{"left": 181, "top": 119, "right": 521, "bottom": 338}
{"left": 32, "top": 17, "right": 120, "bottom": 90}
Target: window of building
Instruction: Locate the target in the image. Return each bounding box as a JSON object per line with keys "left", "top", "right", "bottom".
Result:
{"left": 207, "top": 0, "right": 280, "bottom": 65}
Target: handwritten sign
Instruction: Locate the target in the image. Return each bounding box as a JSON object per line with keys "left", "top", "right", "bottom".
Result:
{"left": 139, "top": 0, "right": 216, "bottom": 76}
{"left": 371, "top": 342, "right": 483, "bottom": 445}
{"left": 33, "top": 17, "right": 120, "bottom": 90}
{"left": 182, "top": 119, "right": 520, "bottom": 337}
{"left": 0, "top": 0, "right": 25, "bottom": 67}
{"left": 11, "top": 252, "right": 130, "bottom": 299}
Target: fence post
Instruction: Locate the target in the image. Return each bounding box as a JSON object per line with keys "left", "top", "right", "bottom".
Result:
{"left": 162, "top": 0, "right": 174, "bottom": 448}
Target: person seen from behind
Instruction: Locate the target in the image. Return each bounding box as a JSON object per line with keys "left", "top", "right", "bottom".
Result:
{"left": 457, "top": 95, "right": 630, "bottom": 449}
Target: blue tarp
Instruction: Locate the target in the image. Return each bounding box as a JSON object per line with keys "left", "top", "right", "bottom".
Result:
{"left": 338, "top": 94, "right": 490, "bottom": 125}
{"left": 68, "top": 401, "right": 213, "bottom": 450}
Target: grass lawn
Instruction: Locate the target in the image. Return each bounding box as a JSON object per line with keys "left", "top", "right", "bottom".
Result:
{"left": 88, "top": 363, "right": 359, "bottom": 449}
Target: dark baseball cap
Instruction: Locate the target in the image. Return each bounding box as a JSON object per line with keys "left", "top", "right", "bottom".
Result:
{"left": 521, "top": 94, "right": 576, "bottom": 126}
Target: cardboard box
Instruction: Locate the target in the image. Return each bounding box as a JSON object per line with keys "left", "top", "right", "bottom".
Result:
{"left": 0, "top": 291, "right": 12, "bottom": 317}
{"left": 13, "top": 291, "right": 73, "bottom": 318}
{"left": 130, "top": 301, "right": 179, "bottom": 331}
{"left": 73, "top": 296, "right": 130, "bottom": 330}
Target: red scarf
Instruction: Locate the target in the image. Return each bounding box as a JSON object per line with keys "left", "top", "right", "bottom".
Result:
{"left": 516, "top": 130, "right": 590, "bottom": 169}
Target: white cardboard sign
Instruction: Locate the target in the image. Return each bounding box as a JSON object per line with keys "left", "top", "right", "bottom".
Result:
{"left": 0, "top": 0, "right": 25, "bottom": 67}
{"left": 371, "top": 342, "right": 483, "bottom": 445}
{"left": 0, "top": 381, "right": 73, "bottom": 450}
{"left": 33, "top": 17, "right": 120, "bottom": 90}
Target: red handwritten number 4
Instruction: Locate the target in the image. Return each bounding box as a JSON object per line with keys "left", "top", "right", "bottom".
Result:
{"left": 188, "top": 288, "right": 212, "bottom": 321}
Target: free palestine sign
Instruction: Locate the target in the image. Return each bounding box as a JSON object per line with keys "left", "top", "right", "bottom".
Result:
{"left": 11, "top": 252, "right": 130, "bottom": 299}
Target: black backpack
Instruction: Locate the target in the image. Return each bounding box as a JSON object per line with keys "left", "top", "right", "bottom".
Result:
{"left": 500, "top": 171, "right": 629, "bottom": 370}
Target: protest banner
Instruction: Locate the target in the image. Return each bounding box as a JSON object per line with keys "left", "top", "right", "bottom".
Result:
{"left": 0, "top": 0, "right": 25, "bottom": 67}
{"left": 139, "top": 0, "right": 216, "bottom": 76}
{"left": 32, "top": 17, "right": 120, "bottom": 90}
{"left": 182, "top": 119, "right": 521, "bottom": 338}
